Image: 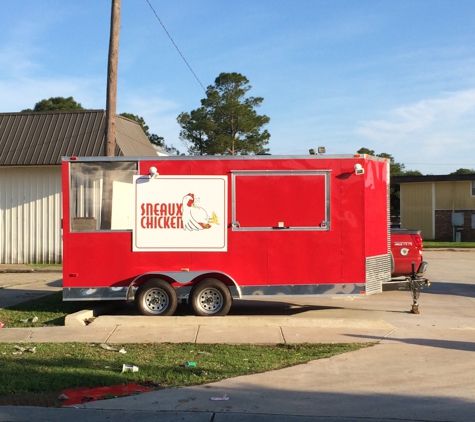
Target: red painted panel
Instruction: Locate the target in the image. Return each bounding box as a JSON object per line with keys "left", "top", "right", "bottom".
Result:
{"left": 235, "top": 174, "right": 326, "bottom": 228}
{"left": 337, "top": 160, "right": 366, "bottom": 283}
{"left": 63, "top": 231, "right": 193, "bottom": 288}
{"left": 364, "top": 159, "right": 390, "bottom": 257}
{"left": 267, "top": 230, "right": 341, "bottom": 285}
{"left": 192, "top": 231, "right": 269, "bottom": 284}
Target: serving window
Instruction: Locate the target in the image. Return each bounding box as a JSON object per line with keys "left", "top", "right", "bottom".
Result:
{"left": 69, "top": 161, "right": 137, "bottom": 231}
{"left": 231, "top": 170, "right": 330, "bottom": 231}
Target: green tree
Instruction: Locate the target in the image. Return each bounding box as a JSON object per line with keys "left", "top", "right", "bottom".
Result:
{"left": 450, "top": 168, "right": 475, "bottom": 175}
{"left": 163, "top": 144, "right": 181, "bottom": 155}
{"left": 357, "top": 148, "right": 419, "bottom": 176}
{"left": 148, "top": 134, "right": 165, "bottom": 147}
{"left": 23, "top": 96, "right": 84, "bottom": 112}
{"left": 403, "top": 170, "right": 424, "bottom": 176}
{"left": 178, "top": 72, "right": 270, "bottom": 155}
{"left": 177, "top": 107, "right": 214, "bottom": 155}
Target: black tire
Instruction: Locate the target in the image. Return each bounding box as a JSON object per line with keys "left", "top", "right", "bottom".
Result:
{"left": 135, "top": 278, "right": 177, "bottom": 316}
{"left": 190, "top": 278, "right": 232, "bottom": 316}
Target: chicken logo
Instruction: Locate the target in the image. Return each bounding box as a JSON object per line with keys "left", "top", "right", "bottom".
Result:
{"left": 182, "top": 193, "right": 219, "bottom": 231}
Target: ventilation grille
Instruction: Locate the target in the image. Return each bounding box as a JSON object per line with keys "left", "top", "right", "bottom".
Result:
{"left": 366, "top": 254, "right": 391, "bottom": 295}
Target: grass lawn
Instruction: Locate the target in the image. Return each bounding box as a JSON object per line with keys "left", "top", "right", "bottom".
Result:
{"left": 27, "top": 264, "right": 62, "bottom": 269}
{"left": 0, "top": 292, "right": 372, "bottom": 406}
{"left": 424, "top": 241, "right": 475, "bottom": 248}
{"left": 0, "top": 342, "right": 369, "bottom": 398}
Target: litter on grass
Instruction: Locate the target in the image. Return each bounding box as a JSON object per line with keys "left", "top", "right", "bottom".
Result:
{"left": 100, "top": 343, "right": 127, "bottom": 354}
{"left": 184, "top": 361, "right": 197, "bottom": 367}
{"left": 100, "top": 344, "right": 118, "bottom": 351}
{"left": 0, "top": 322, "right": 4, "bottom": 328}
{"left": 12, "top": 345, "right": 36, "bottom": 355}
{"left": 210, "top": 394, "right": 229, "bottom": 401}
{"left": 122, "top": 364, "right": 139, "bottom": 373}
{"left": 19, "top": 316, "right": 38, "bottom": 323}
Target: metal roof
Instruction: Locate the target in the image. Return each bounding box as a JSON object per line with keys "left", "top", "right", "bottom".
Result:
{"left": 0, "top": 110, "right": 157, "bottom": 166}
{"left": 392, "top": 174, "right": 475, "bottom": 184}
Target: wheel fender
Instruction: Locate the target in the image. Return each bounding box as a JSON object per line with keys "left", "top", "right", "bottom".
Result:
{"left": 127, "top": 271, "right": 241, "bottom": 300}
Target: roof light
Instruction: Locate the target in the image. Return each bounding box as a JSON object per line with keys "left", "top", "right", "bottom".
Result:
{"left": 149, "top": 166, "right": 159, "bottom": 179}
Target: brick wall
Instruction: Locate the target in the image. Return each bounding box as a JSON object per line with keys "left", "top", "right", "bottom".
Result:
{"left": 435, "top": 210, "right": 475, "bottom": 241}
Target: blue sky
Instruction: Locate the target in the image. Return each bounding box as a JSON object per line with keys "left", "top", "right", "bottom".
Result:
{"left": 1, "top": 1, "right": 475, "bottom": 174}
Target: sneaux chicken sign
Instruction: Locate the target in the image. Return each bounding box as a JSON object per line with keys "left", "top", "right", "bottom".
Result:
{"left": 133, "top": 175, "right": 227, "bottom": 251}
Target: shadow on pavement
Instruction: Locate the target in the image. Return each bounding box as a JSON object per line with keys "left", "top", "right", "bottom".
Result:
{"left": 74, "top": 382, "right": 475, "bottom": 422}
{"left": 47, "top": 279, "right": 63, "bottom": 287}
{"left": 3, "top": 372, "right": 473, "bottom": 420}
{"left": 347, "top": 334, "right": 475, "bottom": 352}
{"left": 106, "top": 299, "right": 343, "bottom": 317}
{"left": 422, "top": 281, "right": 475, "bottom": 298}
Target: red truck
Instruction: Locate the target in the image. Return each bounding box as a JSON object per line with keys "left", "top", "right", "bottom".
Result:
{"left": 61, "top": 154, "right": 428, "bottom": 316}
{"left": 391, "top": 228, "right": 426, "bottom": 277}
{"left": 388, "top": 228, "right": 429, "bottom": 312}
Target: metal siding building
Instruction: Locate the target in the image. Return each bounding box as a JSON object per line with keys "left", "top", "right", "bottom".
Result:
{"left": 394, "top": 174, "right": 475, "bottom": 241}
{"left": 399, "top": 182, "right": 433, "bottom": 239}
{"left": 0, "top": 166, "right": 61, "bottom": 263}
{"left": 0, "top": 110, "right": 158, "bottom": 264}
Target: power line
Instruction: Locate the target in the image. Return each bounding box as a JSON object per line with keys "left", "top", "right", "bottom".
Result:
{"left": 405, "top": 163, "right": 475, "bottom": 167}
{"left": 145, "top": 0, "right": 206, "bottom": 93}
{"left": 144, "top": 0, "right": 235, "bottom": 152}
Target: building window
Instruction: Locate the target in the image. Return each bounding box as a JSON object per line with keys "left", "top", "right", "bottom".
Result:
{"left": 472, "top": 214, "right": 475, "bottom": 229}
{"left": 472, "top": 181, "right": 475, "bottom": 196}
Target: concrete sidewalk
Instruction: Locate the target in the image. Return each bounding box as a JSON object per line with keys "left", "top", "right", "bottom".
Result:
{"left": 0, "top": 316, "right": 397, "bottom": 344}
{"left": 1, "top": 249, "right": 475, "bottom": 422}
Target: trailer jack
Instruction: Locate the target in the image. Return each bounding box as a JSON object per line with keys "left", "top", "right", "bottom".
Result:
{"left": 407, "top": 261, "right": 430, "bottom": 314}
{"left": 382, "top": 261, "right": 430, "bottom": 313}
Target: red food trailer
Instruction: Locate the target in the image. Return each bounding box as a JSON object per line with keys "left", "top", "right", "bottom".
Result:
{"left": 62, "top": 154, "right": 393, "bottom": 316}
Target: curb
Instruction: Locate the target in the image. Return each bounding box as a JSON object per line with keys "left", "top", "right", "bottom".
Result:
{"left": 64, "top": 302, "right": 126, "bottom": 326}
{"left": 0, "top": 268, "right": 62, "bottom": 274}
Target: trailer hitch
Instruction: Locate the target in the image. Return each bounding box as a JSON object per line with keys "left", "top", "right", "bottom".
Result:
{"left": 382, "top": 261, "right": 430, "bottom": 313}
{"left": 407, "top": 261, "right": 430, "bottom": 314}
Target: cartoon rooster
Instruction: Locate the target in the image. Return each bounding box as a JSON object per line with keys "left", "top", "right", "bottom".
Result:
{"left": 182, "top": 193, "right": 219, "bottom": 231}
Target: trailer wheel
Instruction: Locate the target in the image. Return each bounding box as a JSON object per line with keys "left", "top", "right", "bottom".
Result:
{"left": 135, "top": 279, "right": 177, "bottom": 316}
{"left": 190, "top": 278, "right": 232, "bottom": 316}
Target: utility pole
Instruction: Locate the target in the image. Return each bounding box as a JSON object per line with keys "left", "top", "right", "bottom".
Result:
{"left": 101, "top": 0, "right": 121, "bottom": 230}
{"left": 105, "top": 0, "right": 121, "bottom": 156}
